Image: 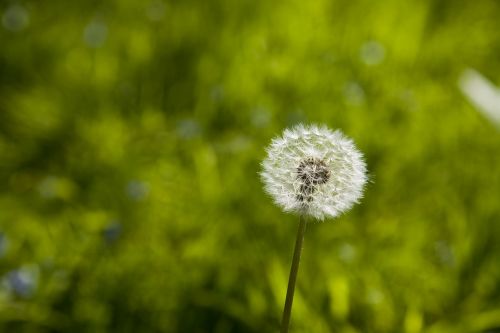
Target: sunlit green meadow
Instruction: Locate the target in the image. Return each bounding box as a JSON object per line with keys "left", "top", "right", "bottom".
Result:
{"left": 1, "top": 0, "right": 500, "bottom": 332}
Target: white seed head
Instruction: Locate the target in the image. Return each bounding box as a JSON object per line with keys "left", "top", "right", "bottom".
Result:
{"left": 260, "top": 124, "right": 367, "bottom": 220}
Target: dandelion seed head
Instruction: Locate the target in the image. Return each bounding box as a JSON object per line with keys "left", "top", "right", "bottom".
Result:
{"left": 260, "top": 124, "right": 367, "bottom": 220}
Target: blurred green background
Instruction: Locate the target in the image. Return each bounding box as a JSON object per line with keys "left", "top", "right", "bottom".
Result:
{"left": 1, "top": 0, "right": 500, "bottom": 332}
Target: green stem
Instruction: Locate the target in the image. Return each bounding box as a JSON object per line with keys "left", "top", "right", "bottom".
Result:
{"left": 281, "top": 215, "right": 307, "bottom": 333}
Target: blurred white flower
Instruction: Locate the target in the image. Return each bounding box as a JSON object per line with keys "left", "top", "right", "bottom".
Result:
{"left": 261, "top": 124, "right": 367, "bottom": 220}
{"left": 83, "top": 19, "right": 107, "bottom": 48}
{"left": 360, "top": 40, "right": 385, "bottom": 66}
{"left": 2, "top": 5, "right": 29, "bottom": 32}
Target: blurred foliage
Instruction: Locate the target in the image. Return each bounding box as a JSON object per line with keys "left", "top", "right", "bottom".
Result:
{"left": 1, "top": 0, "right": 500, "bottom": 332}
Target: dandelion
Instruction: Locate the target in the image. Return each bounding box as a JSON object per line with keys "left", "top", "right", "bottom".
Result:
{"left": 261, "top": 124, "right": 367, "bottom": 220}
{"left": 261, "top": 124, "right": 367, "bottom": 333}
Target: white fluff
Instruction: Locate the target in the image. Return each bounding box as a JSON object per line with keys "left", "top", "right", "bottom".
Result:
{"left": 261, "top": 124, "right": 367, "bottom": 220}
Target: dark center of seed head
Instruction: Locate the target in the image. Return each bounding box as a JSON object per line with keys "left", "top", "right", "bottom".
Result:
{"left": 296, "top": 158, "right": 330, "bottom": 203}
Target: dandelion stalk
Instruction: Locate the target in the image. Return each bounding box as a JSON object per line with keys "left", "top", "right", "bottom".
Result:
{"left": 281, "top": 214, "right": 307, "bottom": 333}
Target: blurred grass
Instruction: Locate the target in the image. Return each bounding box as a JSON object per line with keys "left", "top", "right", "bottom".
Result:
{"left": 1, "top": 0, "right": 500, "bottom": 332}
